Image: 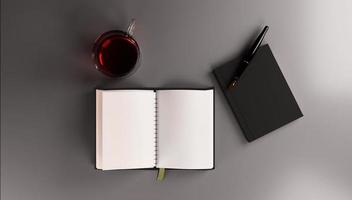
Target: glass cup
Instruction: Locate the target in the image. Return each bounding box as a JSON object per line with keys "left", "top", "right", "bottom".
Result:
{"left": 92, "top": 19, "right": 140, "bottom": 78}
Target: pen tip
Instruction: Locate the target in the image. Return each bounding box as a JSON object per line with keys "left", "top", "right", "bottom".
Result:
{"left": 228, "top": 81, "right": 237, "bottom": 89}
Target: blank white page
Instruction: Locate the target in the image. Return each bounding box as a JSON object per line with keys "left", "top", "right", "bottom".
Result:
{"left": 96, "top": 90, "right": 156, "bottom": 170}
{"left": 156, "top": 89, "right": 214, "bottom": 169}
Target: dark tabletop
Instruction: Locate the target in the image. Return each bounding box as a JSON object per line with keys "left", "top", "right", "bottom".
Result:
{"left": 2, "top": 0, "right": 352, "bottom": 199}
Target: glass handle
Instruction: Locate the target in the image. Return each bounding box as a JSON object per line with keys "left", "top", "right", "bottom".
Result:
{"left": 126, "top": 19, "right": 136, "bottom": 36}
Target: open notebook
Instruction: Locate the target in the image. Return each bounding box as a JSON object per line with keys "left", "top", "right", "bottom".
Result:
{"left": 96, "top": 89, "right": 214, "bottom": 170}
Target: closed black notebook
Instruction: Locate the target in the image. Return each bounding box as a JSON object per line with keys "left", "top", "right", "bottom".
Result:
{"left": 213, "top": 44, "right": 303, "bottom": 142}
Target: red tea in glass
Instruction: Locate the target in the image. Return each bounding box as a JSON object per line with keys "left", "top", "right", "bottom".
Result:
{"left": 92, "top": 19, "right": 140, "bottom": 78}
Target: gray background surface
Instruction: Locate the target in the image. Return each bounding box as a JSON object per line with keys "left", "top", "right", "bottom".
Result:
{"left": 1, "top": 0, "right": 352, "bottom": 199}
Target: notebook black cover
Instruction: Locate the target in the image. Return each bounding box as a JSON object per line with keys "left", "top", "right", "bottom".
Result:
{"left": 213, "top": 44, "right": 303, "bottom": 142}
{"left": 96, "top": 88, "right": 215, "bottom": 170}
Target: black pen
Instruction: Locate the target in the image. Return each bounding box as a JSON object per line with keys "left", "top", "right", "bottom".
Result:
{"left": 228, "top": 26, "right": 269, "bottom": 89}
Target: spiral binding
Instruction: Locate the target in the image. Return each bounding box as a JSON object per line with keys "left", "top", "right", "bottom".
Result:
{"left": 154, "top": 91, "right": 158, "bottom": 167}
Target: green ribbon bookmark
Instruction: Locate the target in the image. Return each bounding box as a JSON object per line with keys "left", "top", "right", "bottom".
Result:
{"left": 157, "top": 168, "right": 165, "bottom": 181}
